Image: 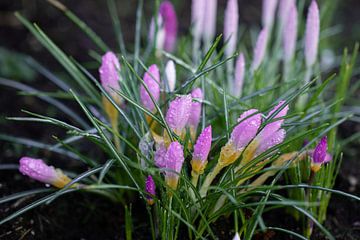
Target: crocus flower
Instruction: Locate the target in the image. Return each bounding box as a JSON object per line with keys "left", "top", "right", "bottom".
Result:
{"left": 19, "top": 157, "right": 72, "bottom": 188}
{"left": 262, "top": 0, "right": 278, "bottom": 28}
{"left": 311, "top": 136, "right": 329, "bottom": 172}
{"left": 165, "top": 95, "right": 192, "bottom": 136}
{"left": 140, "top": 64, "right": 161, "bottom": 112}
{"left": 191, "top": 125, "right": 212, "bottom": 175}
{"left": 283, "top": 2, "right": 298, "bottom": 62}
{"left": 188, "top": 88, "right": 203, "bottom": 141}
{"left": 154, "top": 143, "right": 167, "bottom": 168}
{"left": 191, "top": 0, "right": 206, "bottom": 44}
{"left": 165, "top": 60, "right": 176, "bottom": 92}
{"left": 304, "top": 0, "right": 320, "bottom": 67}
{"left": 159, "top": 1, "right": 178, "bottom": 52}
{"left": 164, "top": 141, "right": 184, "bottom": 190}
{"left": 149, "top": 15, "right": 166, "bottom": 52}
{"left": 202, "top": 0, "right": 218, "bottom": 44}
{"left": 99, "top": 51, "right": 121, "bottom": 94}
{"left": 233, "top": 233, "right": 241, "bottom": 240}
{"left": 251, "top": 28, "right": 269, "bottom": 71}
{"left": 145, "top": 175, "right": 156, "bottom": 205}
{"left": 224, "top": 0, "right": 239, "bottom": 57}
{"left": 219, "top": 109, "right": 262, "bottom": 167}
{"left": 278, "top": 0, "right": 295, "bottom": 27}
{"left": 233, "top": 53, "right": 245, "bottom": 97}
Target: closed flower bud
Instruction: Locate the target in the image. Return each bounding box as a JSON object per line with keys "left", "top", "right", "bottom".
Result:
{"left": 145, "top": 175, "right": 156, "bottom": 205}
{"left": 188, "top": 88, "right": 203, "bottom": 140}
{"left": 202, "top": 0, "right": 218, "bottom": 43}
{"left": 164, "top": 141, "right": 184, "bottom": 190}
{"left": 262, "top": 0, "right": 278, "bottom": 28}
{"left": 283, "top": 2, "right": 298, "bottom": 62}
{"left": 165, "top": 95, "right": 192, "bottom": 136}
{"left": 304, "top": 0, "right": 320, "bottom": 67}
{"left": 233, "top": 233, "right": 241, "bottom": 240}
{"left": 311, "top": 136, "right": 329, "bottom": 172}
{"left": 278, "top": 0, "right": 295, "bottom": 27}
{"left": 159, "top": 1, "right": 178, "bottom": 52}
{"left": 251, "top": 28, "right": 269, "bottom": 71}
{"left": 233, "top": 53, "right": 245, "bottom": 97}
{"left": 224, "top": 0, "right": 239, "bottom": 57}
{"left": 154, "top": 143, "right": 167, "bottom": 168}
{"left": 165, "top": 60, "right": 176, "bottom": 92}
{"left": 191, "top": 125, "right": 212, "bottom": 175}
{"left": 19, "top": 157, "right": 72, "bottom": 188}
{"left": 140, "top": 64, "right": 161, "bottom": 112}
{"left": 191, "top": 0, "right": 206, "bottom": 42}
{"left": 99, "top": 51, "right": 121, "bottom": 94}
{"left": 255, "top": 128, "right": 286, "bottom": 155}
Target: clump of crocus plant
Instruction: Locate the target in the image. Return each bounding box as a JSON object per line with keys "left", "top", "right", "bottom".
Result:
{"left": 19, "top": 157, "right": 72, "bottom": 188}
{"left": 145, "top": 175, "right": 156, "bottom": 205}
{"left": 311, "top": 136, "right": 329, "bottom": 172}
{"left": 164, "top": 141, "right": 185, "bottom": 190}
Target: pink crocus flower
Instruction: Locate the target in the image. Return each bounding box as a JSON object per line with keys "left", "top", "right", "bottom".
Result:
{"left": 159, "top": 1, "right": 178, "bottom": 52}
{"left": 191, "top": 0, "right": 206, "bottom": 43}
{"left": 233, "top": 53, "right": 246, "bottom": 97}
{"left": 202, "top": 0, "right": 218, "bottom": 44}
{"left": 145, "top": 175, "right": 156, "bottom": 205}
{"left": 99, "top": 51, "right": 121, "bottom": 94}
{"left": 251, "top": 28, "right": 269, "bottom": 71}
{"left": 224, "top": 0, "right": 239, "bottom": 57}
{"left": 283, "top": 2, "right": 298, "bottom": 62}
{"left": 165, "top": 60, "right": 176, "bottom": 92}
{"left": 191, "top": 125, "right": 212, "bottom": 174}
{"left": 262, "top": 0, "right": 278, "bottom": 28}
{"left": 311, "top": 136, "right": 329, "bottom": 172}
{"left": 19, "top": 157, "right": 71, "bottom": 188}
{"left": 278, "top": 0, "right": 295, "bottom": 27}
{"left": 188, "top": 88, "right": 203, "bottom": 140}
{"left": 165, "top": 95, "right": 192, "bottom": 136}
{"left": 304, "top": 0, "right": 320, "bottom": 67}
{"left": 154, "top": 143, "right": 167, "bottom": 168}
{"left": 164, "top": 141, "right": 184, "bottom": 190}
{"left": 140, "top": 64, "right": 161, "bottom": 112}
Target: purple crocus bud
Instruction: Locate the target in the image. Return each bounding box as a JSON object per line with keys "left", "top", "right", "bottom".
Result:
{"left": 255, "top": 128, "right": 286, "bottom": 155}
{"left": 283, "top": 2, "right": 298, "bottom": 62}
{"left": 99, "top": 51, "right": 121, "bottom": 93}
{"left": 224, "top": 0, "right": 239, "bottom": 57}
{"left": 192, "top": 0, "right": 206, "bottom": 43}
{"left": 311, "top": 136, "right": 328, "bottom": 172}
{"left": 140, "top": 64, "right": 161, "bottom": 112}
{"left": 145, "top": 175, "right": 156, "bottom": 205}
{"left": 165, "top": 60, "right": 176, "bottom": 92}
{"left": 202, "top": 0, "right": 218, "bottom": 44}
{"left": 304, "top": 0, "right": 320, "bottom": 67}
{"left": 188, "top": 88, "right": 203, "bottom": 140}
{"left": 191, "top": 126, "right": 212, "bottom": 175}
{"left": 251, "top": 28, "right": 269, "bottom": 71}
{"left": 259, "top": 100, "right": 289, "bottom": 141}
{"left": 154, "top": 143, "right": 167, "bottom": 168}
{"left": 231, "top": 109, "right": 262, "bottom": 150}
{"left": 165, "top": 95, "right": 192, "bottom": 136}
{"left": 19, "top": 157, "right": 71, "bottom": 188}
{"left": 233, "top": 233, "right": 241, "bottom": 240}
{"left": 262, "top": 0, "right": 278, "bottom": 28}
{"left": 278, "top": 0, "right": 295, "bottom": 26}
{"left": 164, "top": 141, "right": 184, "bottom": 190}
{"left": 159, "top": 1, "right": 178, "bottom": 52}
{"left": 233, "top": 53, "right": 245, "bottom": 97}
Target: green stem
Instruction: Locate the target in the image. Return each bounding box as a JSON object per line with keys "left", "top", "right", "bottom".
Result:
{"left": 199, "top": 163, "right": 223, "bottom": 198}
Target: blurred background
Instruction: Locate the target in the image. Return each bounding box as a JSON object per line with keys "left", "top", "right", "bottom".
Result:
{"left": 0, "top": 0, "right": 359, "bottom": 239}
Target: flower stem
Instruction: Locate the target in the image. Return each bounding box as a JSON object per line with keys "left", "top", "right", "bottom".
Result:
{"left": 199, "top": 163, "right": 223, "bottom": 198}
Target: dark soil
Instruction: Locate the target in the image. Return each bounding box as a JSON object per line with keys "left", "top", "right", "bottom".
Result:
{"left": 1, "top": 0, "right": 359, "bottom": 239}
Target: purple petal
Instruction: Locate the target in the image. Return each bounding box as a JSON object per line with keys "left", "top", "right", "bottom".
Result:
{"left": 305, "top": 0, "right": 320, "bottom": 67}
{"left": 231, "top": 109, "right": 262, "bottom": 150}
{"left": 283, "top": 2, "right": 298, "bottom": 62}
{"left": 278, "top": 0, "right": 295, "bottom": 25}
{"left": 192, "top": 0, "right": 206, "bottom": 41}
{"left": 233, "top": 53, "right": 246, "bottom": 97}
{"left": 262, "top": 0, "right": 278, "bottom": 28}
{"left": 313, "top": 136, "right": 328, "bottom": 164}
{"left": 19, "top": 157, "right": 57, "bottom": 184}
{"left": 193, "top": 125, "right": 212, "bottom": 163}
{"left": 256, "top": 129, "right": 286, "bottom": 155}
{"left": 99, "top": 51, "right": 121, "bottom": 93}
{"left": 146, "top": 175, "right": 156, "bottom": 196}
{"left": 165, "top": 141, "right": 184, "bottom": 177}
{"left": 159, "top": 1, "right": 178, "bottom": 52}
{"left": 251, "top": 28, "right": 269, "bottom": 71}
{"left": 154, "top": 143, "right": 167, "bottom": 168}
{"left": 140, "top": 64, "right": 161, "bottom": 112}
{"left": 202, "top": 0, "right": 218, "bottom": 43}
{"left": 224, "top": 0, "right": 239, "bottom": 57}
{"left": 166, "top": 95, "right": 192, "bottom": 133}
{"left": 188, "top": 88, "right": 203, "bottom": 129}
